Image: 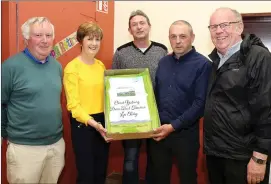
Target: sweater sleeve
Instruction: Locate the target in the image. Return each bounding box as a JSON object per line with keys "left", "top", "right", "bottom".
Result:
{"left": 63, "top": 64, "right": 93, "bottom": 125}
{"left": 171, "top": 61, "right": 212, "bottom": 130}
{"left": 1, "top": 62, "right": 12, "bottom": 138}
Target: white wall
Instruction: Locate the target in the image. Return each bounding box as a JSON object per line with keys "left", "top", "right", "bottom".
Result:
{"left": 114, "top": 1, "right": 271, "bottom": 57}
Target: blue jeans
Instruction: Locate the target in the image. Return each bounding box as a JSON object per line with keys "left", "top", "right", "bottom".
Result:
{"left": 122, "top": 139, "right": 142, "bottom": 184}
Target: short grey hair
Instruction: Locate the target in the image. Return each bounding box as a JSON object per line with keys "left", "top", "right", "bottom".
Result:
{"left": 230, "top": 8, "right": 243, "bottom": 22}
{"left": 128, "top": 10, "right": 151, "bottom": 28}
{"left": 21, "top": 17, "right": 55, "bottom": 40}
{"left": 171, "top": 20, "right": 194, "bottom": 35}
{"left": 215, "top": 7, "right": 243, "bottom": 22}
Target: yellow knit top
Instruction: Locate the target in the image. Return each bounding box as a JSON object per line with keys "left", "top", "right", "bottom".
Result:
{"left": 63, "top": 57, "right": 105, "bottom": 125}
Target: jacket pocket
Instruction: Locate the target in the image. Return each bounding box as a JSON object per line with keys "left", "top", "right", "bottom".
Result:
{"left": 231, "top": 106, "right": 251, "bottom": 135}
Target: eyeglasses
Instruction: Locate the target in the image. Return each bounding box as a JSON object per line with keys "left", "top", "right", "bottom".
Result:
{"left": 208, "top": 21, "right": 240, "bottom": 32}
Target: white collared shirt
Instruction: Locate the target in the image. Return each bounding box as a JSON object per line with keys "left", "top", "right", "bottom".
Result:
{"left": 217, "top": 40, "right": 242, "bottom": 69}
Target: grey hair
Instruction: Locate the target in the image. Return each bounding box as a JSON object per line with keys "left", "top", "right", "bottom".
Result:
{"left": 215, "top": 7, "right": 243, "bottom": 22}
{"left": 21, "top": 17, "right": 55, "bottom": 40}
{"left": 171, "top": 20, "right": 194, "bottom": 35}
{"left": 129, "top": 10, "right": 151, "bottom": 28}
{"left": 231, "top": 8, "right": 243, "bottom": 22}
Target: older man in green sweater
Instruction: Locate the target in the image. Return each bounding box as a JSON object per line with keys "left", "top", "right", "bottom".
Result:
{"left": 1, "top": 17, "right": 65, "bottom": 184}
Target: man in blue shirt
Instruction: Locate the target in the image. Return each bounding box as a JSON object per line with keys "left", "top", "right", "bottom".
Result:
{"left": 150, "top": 20, "right": 211, "bottom": 184}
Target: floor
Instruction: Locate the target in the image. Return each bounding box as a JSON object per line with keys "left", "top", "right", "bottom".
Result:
{"left": 105, "top": 173, "right": 146, "bottom": 184}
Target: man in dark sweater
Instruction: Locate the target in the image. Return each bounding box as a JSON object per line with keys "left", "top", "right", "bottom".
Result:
{"left": 112, "top": 10, "right": 167, "bottom": 184}
{"left": 151, "top": 20, "right": 211, "bottom": 184}
{"left": 1, "top": 17, "right": 64, "bottom": 184}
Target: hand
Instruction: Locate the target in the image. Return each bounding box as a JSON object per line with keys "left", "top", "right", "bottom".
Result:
{"left": 87, "top": 119, "right": 113, "bottom": 143}
{"left": 95, "top": 123, "right": 113, "bottom": 143}
{"left": 247, "top": 157, "right": 266, "bottom": 184}
{"left": 152, "top": 124, "right": 174, "bottom": 141}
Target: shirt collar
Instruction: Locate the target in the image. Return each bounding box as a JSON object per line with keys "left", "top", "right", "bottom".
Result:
{"left": 172, "top": 46, "right": 196, "bottom": 61}
{"left": 23, "top": 48, "right": 49, "bottom": 64}
{"left": 132, "top": 41, "right": 153, "bottom": 54}
{"left": 217, "top": 40, "right": 242, "bottom": 59}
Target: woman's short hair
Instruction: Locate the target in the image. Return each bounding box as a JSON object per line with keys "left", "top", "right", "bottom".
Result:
{"left": 76, "top": 22, "right": 103, "bottom": 44}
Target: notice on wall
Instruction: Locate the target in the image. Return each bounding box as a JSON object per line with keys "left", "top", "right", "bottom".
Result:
{"left": 96, "top": 1, "right": 108, "bottom": 13}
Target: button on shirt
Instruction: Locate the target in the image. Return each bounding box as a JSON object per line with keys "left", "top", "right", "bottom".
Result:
{"left": 155, "top": 47, "right": 211, "bottom": 131}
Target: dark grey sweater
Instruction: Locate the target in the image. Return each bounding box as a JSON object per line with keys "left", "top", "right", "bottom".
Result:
{"left": 112, "top": 41, "right": 168, "bottom": 85}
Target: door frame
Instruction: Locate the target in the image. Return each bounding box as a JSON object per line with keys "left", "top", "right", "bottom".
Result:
{"left": 242, "top": 12, "right": 271, "bottom": 22}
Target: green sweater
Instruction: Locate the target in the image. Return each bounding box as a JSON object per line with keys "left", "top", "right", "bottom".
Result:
{"left": 1, "top": 52, "right": 63, "bottom": 145}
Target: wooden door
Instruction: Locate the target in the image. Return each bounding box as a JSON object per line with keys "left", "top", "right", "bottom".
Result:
{"left": 242, "top": 13, "right": 271, "bottom": 50}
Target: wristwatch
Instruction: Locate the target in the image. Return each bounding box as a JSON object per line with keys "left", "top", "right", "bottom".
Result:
{"left": 251, "top": 155, "right": 267, "bottom": 165}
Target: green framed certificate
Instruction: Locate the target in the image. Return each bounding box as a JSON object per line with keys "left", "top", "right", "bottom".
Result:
{"left": 104, "top": 68, "right": 160, "bottom": 140}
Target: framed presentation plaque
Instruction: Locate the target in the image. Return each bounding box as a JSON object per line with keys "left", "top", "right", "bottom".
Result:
{"left": 104, "top": 68, "right": 160, "bottom": 140}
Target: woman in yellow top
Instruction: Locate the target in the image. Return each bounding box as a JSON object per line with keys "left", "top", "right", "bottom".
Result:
{"left": 63, "top": 22, "right": 111, "bottom": 184}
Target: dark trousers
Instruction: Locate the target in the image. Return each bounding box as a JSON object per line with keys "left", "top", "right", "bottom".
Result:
{"left": 206, "top": 155, "right": 270, "bottom": 184}
{"left": 122, "top": 139, "right": 142, "bottom": 184}
{"left": 149, "top": 131, "right": 199, "bottom": 184}
{"left": 122, "top": 139, "right": 151, "bottom": 184}
{"left": 70, "top": 113, "right": 110, "bottom": 184}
